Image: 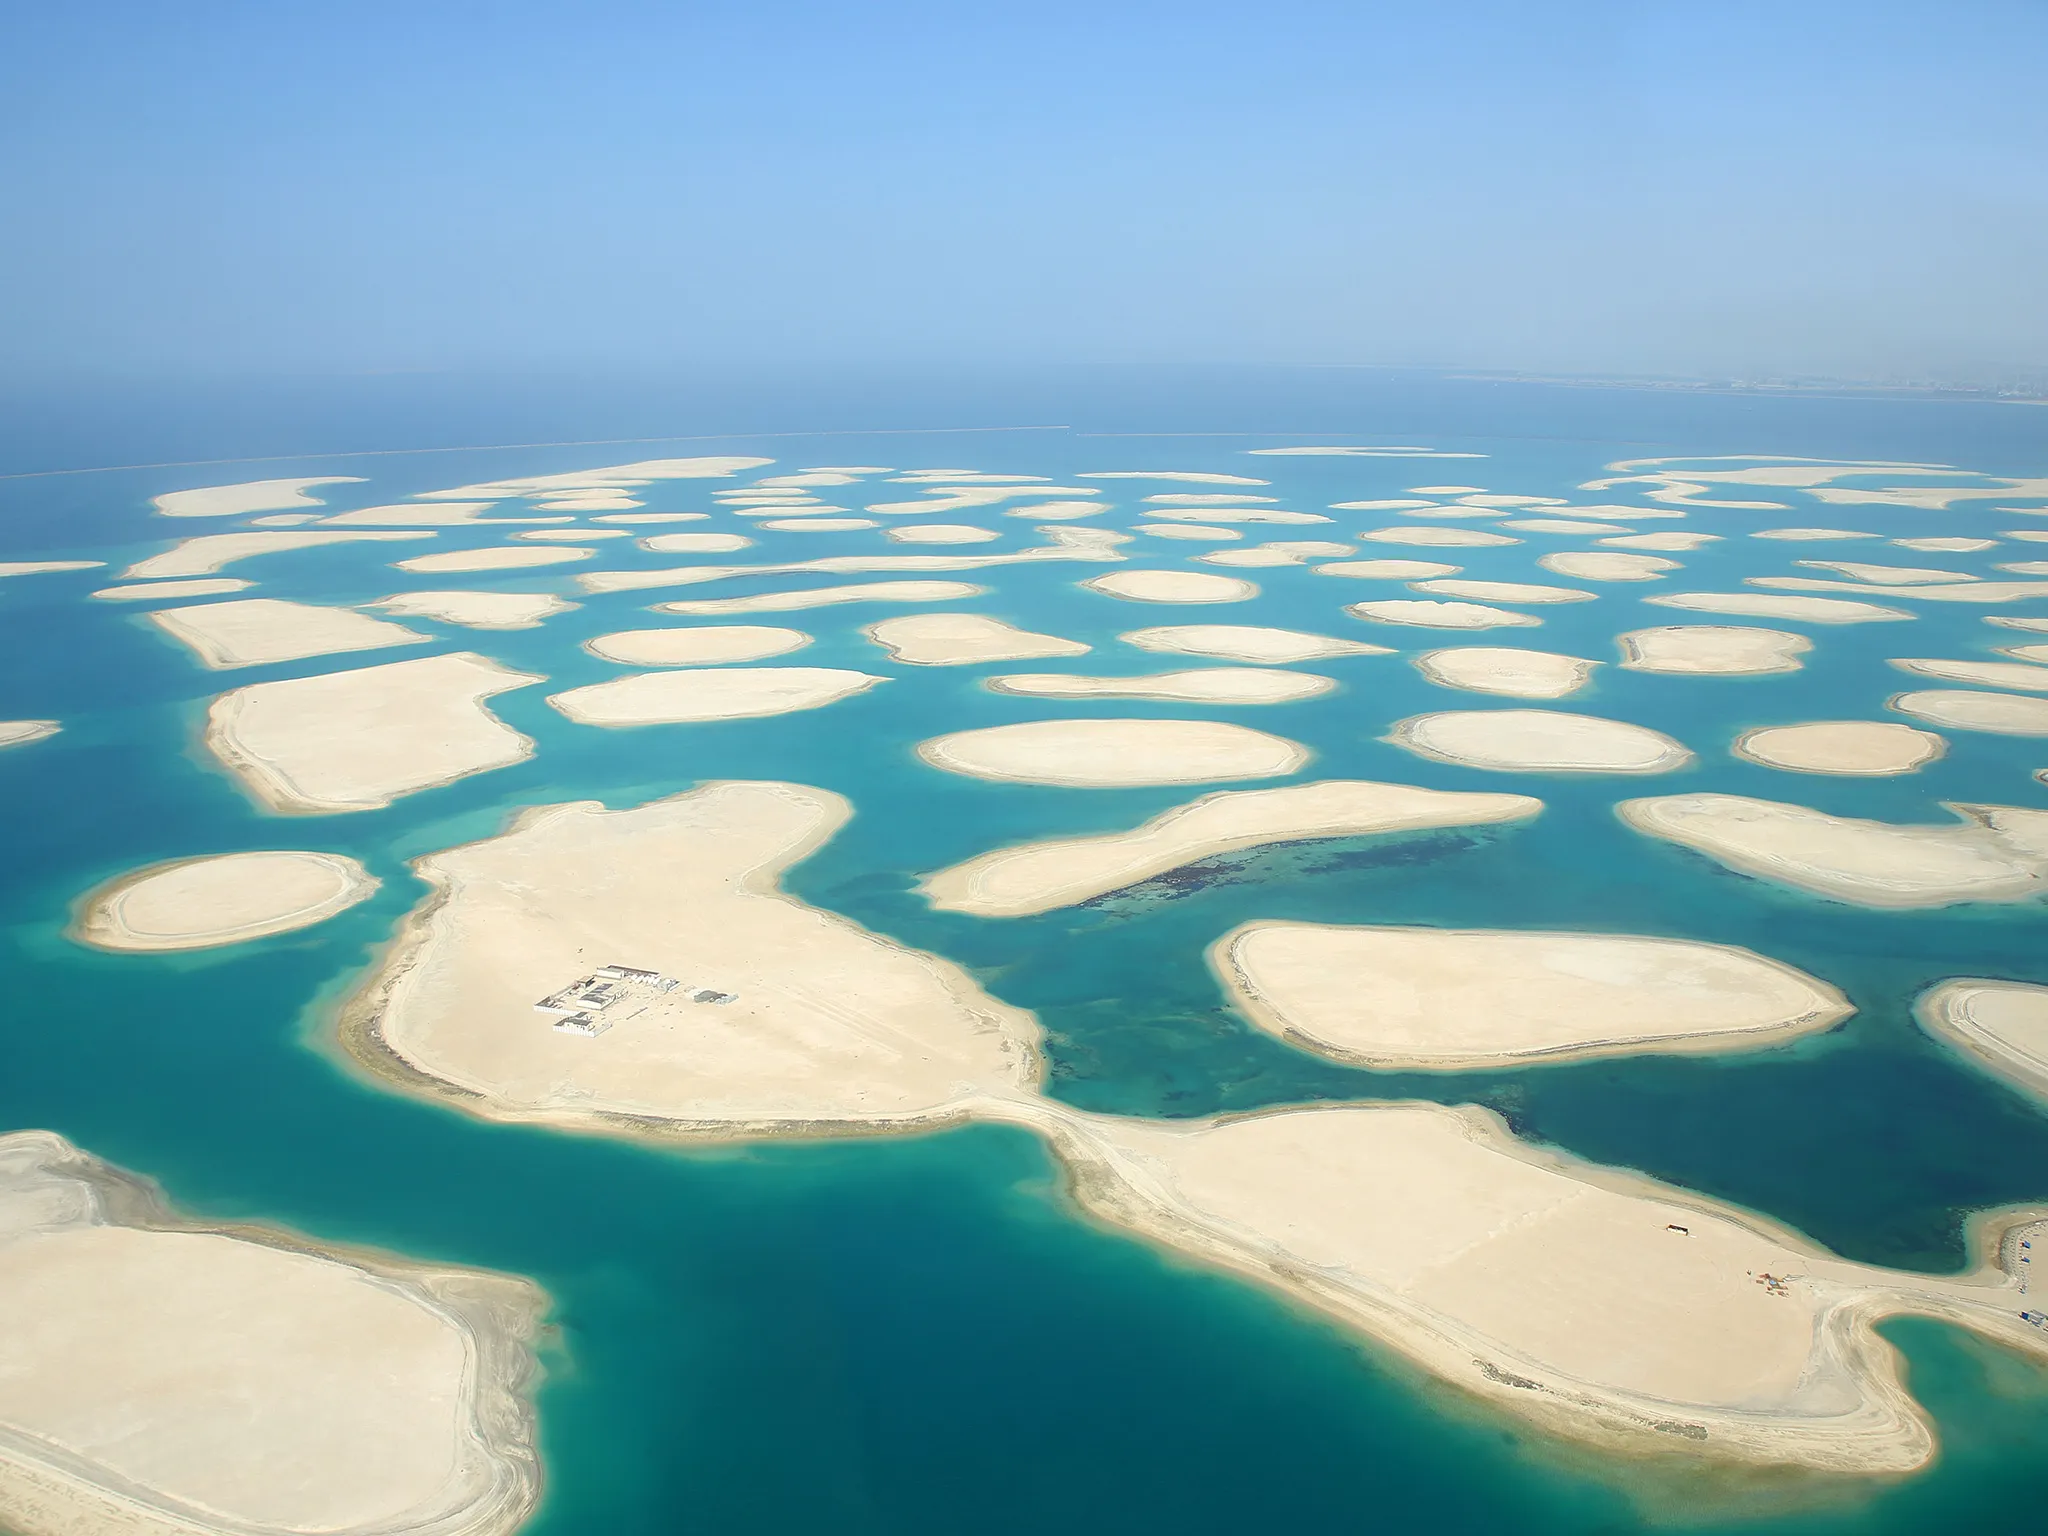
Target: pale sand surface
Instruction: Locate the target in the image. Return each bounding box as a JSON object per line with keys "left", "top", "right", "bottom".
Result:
{"left": 866, "top": 486, "right": 1100, "bottom": 515}
{"left": 1141, "top": 508, "right": 1332, "bottom": 525}
{"left": 1407, "top": 483, "right": 1488, "bottom": 492}
{"left": 2000, "top": 561, "right": 2048, "bottom": 575}
{"left": 986, "top": 669, "right": 1333, "bottom": 705}
{"left": 922, "top": 780, "right": 1537, "bottom": 918}
{"left": 760, "top": 518, "right": 878, "bottom": 531}
{"left": 1619, "top": 626, "right": 1812, "bottom": 675}
{"left": 76, "top": 852, "right": 379, "bottom": 951}
{"left": 1391, "top": 507, "right": 1501, "bottom": 519}
{"left": 1539, "top": 551, "right": 1680, "bottom": 581}
{"left": 1752, "top": 528, "right": 1878, "bottom": 541}
{"left": 1080, "top": 472, "right": 1269, "bottom": 484}
{"left": 1411, "top": 579, "right": 1597, "bottom": 605}
{"left": 1361, "top": 527, "right": 1522, "bottom": 547}
{"left": 1502, "top": 519, "right": 1630, "bottom": 535}
{"left": 577, "top": 526, "right": 1125, "bottom": 595}
{"left": 1347, "top": 600, "right": 1541, "bottom": 630}
{"left": 124, "top": 531, "right": 428, "bottom": 580}
{"left": 586, "top": 626, "right": 810, "bottom": 666}
{"left": 1734, "top": 722, "right": 1945, "bottom": 776}
{"left": 0, "top": 561, "right": 105, "bottom": 578}
{"left": 594, "top": 512, "right": 708, "bottom": 524}
{"left": 1140, "top": 524, "right": 1243, "bottom": 542}
{"left": 1989, "top": 615, "right": 2048, "bottom": 633}
{"left": 1121, "top": 624, "right": 1388, "bottom": 664}
{"left": 518, "top": 528, "right": 630, "bottom": 541}
{"left": 342, "top": 782, "right": 1041, "bottom": 1136}
{"left": 657, "top": 580, "right": 985, "bottom": 615}
{"left": 756, "top": 472, "right": 860, "bottom": 487}
{"left": 1617, "top": 794, "right": 2048, "bottom": 907}
{"left": 887, "top": 524, "right": 1002, "bottom": 543}
{"left": 1002, "top": 500, "right": 1107, "bottom": 520}
{"left": 1898, "top": 537, "right": 1997, "bottom": 552}
{"left": 864, "top": 613, "right": 1088, "bottom": 666}
{"left": 534, "top": 495, "right": 639, "bottom": 512}
{"left": 1890, "top": 689, "right": 2048, "bottom": 735}
{"left": 368, "top": 591, "right": 577, "bottom": 630}
{"left": 1751, "top": 577, "right": 2048, "bottom": 604}
{"left": 151, "top": 476, "right": 364, "bottom": 518}
{"left": 548, "top": 667, "right": 883, "bottom": 726}
{"left": 206, "top": 652, "right": 541, "bottom": 815}
{"left": 250, "top": 514, "right": 320, "bottom": 526}
{"left": 1917, "top": 980, "right": 2048, "bottom": 1104}
{"left": 1890, "top": 657, "right": 2048, "bottom": 692}
{"left": 1457, "top": 495, "right": 1564, "bottom": 508}
{"left": 1599, "top": 532, "right": 1719, "bottom": 551}
{"left": 1082, "top": 570, "right": 1257, "bottom": 604}
{"left": 1314, "top": 559, "right": 1460, "bottom": 578}
{"left": 1415, "top": 648, "right": 1598, "bottom": 699}
{"left": 1146, "top": 494, "right": 1278, "bottom": 505}
{"left": 1523, "top": 505, "right": 1686, "bottom": 522}
{"left": 1646, "top": 592, "right": 1913, "bottom": 623}
{"left": 641, "top": 532, "right": 754, "bottom": 553}
{"left": 92, "top": 578, "right": 253, "bottom": 602}
{"left": 917, "top": 719, "right": 1308, "bottom": 787}
{"left": 1798, "top": 561, "right": 1975, "bottom": 585}
{"left": 322, "top": 503, "right": 559, "bottom": 528}
{"left": 1199, "top": 548, "right": 1307, "bottom": 567}
{"left": 1330, "top": 499, "right": 1437, "bottom": 510}
{"left": 1035, "top": 1100, "right": 2047, "bottom": 1471}
{"left": 1217, "top": 923, "right": 1848, "bottom": 1070}
{"left": 394, "top": 546, "right": 595, "bottom": 574}
{"left": 2000, "top": 643, "right": 2048, "bottom": 663}
{"left": 1390, "top": 710, "right": 1691, "bottom": 774}
{"left": 0, "top": 1129, "right": 542, "bottom": 1536}
{"left": 149, "top": 598, "right": 430, "bottom": 670}
{"left": 417, "top": 456, "right": 770, "bottom": 500}
{"left": 0, "top": 721, "right": 60, "bottom": 749}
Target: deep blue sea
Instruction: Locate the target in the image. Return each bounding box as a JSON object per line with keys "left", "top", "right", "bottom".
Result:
{"left": 2, "top": 368, "right": 2045, "bottom": 1532}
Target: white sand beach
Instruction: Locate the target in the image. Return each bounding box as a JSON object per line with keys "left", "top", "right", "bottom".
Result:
{"left": 0, "top": 721, "right": 60, "bottom": 749}
{"left": 864, "top": 612, "right": 1088, "bottom": 665}
{"left": 76, "top": 851, "right": 378, "bottom": 950}
{"left": 1390, "top": 710, "right": 1692, "bottom": 774}
{"left": 917, "top": 719, "right": 1309, "bottom": 786}
{"left": 1411, "top": 578, "right": 1597, "bottom": 605}
{"left": 1891, "top": 657, "right": 2048, "bottom": 692}
{"left": 368, "top": 591, "right": 577, "bottom": 629}
{"left": 206, "top": 652, "right": 541, "bottom": 814}
{"left": 548, "top": 667, "right": 884, "bottom": 726}
{"left": 1733, "top": 722, "right": 1946, "bottom": 776}
{"left": 1415, "top": 648, "right": 1598, "bottom": 699}
{"left": 1889, "top": 689, "right": 2048, "bottom": 735}
{"left": 1082, "top": 570, "right": 1257, "bottom": 603}
{"left": 657, "top": 580, "right": 985, "bottom": 615}
{"left": 1539, "top": 551, "right": 1679, "bottom": 581}
{"left": 124, "top": 531, "right": 428, "bottom": 580}
{"left": 1618, "top": 626, "right": 1812, "bottom": 675}
{"left": 1314, "top": 559, "right": 1461, "bottom": 578}
{"left": 641, "top": 532, "right": 755, "bottom": 553}
{"left": 1645, "top": 592, "right": 1913, "bottom": 623}
{"left": 91, "top": 578, "right": 253, "bottom": 602}
{"left": 1361, "top": 527, "right": 1521, "bottom": 547}
{"left": 1120, "top": 625, "right": 1389, "bottom": 664}
{"left": 148, "top": 598, "right": 430, "bottom": 669}
{"left": 1346, "top": 599, "right": 1541, "bottom": 630}
{"left": 1916, "top": 980, "right": 2048, "bottom": 1104}
{"left": 586, "top": 626, "right": 810, "bottom": 666}
{"left": 986, "top": 669, "right": 1333, "bottom": 705}
{"left": 394, "top": 546, "right": 596, "bottom": 574}
{"left": 920, "top": 779, "right": 1538, "bottom": 917}
{"left": 151, "top": 476, "right": 364, "bottom": 518}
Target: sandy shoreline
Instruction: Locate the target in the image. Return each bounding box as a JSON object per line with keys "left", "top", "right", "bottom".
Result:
{"left": 1915, "top": 980, "right": 2048, "bottom": 1104}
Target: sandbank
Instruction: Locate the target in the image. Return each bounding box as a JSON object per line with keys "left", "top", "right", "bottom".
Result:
{"left": 887, "top": 524, "right": 1002, "bottom": 543}
{"left": 1733, "top": 722, "right": 1945, "bottom": 777}
{"left": 1751, "top": 528, "right": 1877, "bottom": 541}
{"left": 0, "top": 1131, "right": 545, "bottom": 1536}
{"left": 1998, "top": 643, "right": 2048, "bottom": 666}
{"left": 417, "top": 456, "right": 771, "bottom": 500}
{"left": 921, "top": 779, "right": 1538, "bottom": 917}
{"left": 641, "top": 532, "right": 754, "bottom": 553}
{"left": 1645, "top": 592, "right": 1913, "bottom": 623}
{"left": 1082, "top": 570, "right": 1257, "bottom": 604}
{"left": 250, "top": 514, "right": 320, "bottom": 526}
{"left": 1750, "top": 577, "right": 2048, "bottom": 604}
{"left": 656, "top": 580, "right": 985, "bottom": 615}
{"left": 341, "top": 781, "right": 1041, "bottom": 1136}
{"left": 1216, "top": 922, "right": 1848, "bottom": 1070}
{"left": 1600, "top": 532, "right": 1720, "bottom": 552}
{"left": 916, "top": 719, "right": 1308, "bottom": 787}
{"left": 759, "top": 518, "right": 876, "bottom": 531}
{"left": 0, "top": 560, "right": 105, "bottom": 578}
{"left": 534, "top": 495, "right": 639, "bottom": 512}
{"left": 1898, "top": 537, "right": 1997, "bottom": 552}
{"left": 1890, "top": 657, "right": 2048, "bottom": 692}
{"left": 1140, "top": 524, "right": 1242, "bottom": 542}
{"left": 149, "top": 598, "right": 430, "bottom": 670}
{"left": 2000, "top": 561, "right": 2048, "bottom": 576}
{"left": 575, "top": 526, "right": 1125, "bottom": 596}
{"left": 1120, "top": 625, "right": 1388, "bottom": 664}
{"left": 1147, "top": 493, "right": 1278, "bottom": 505}
{"left": 1361, "top": 527, "right": 1521, "bottom": 547}
{"left": 1617, "top": 793, "right": 2048, "bottom": 908}
{"left": 1002, "top": 500, "right": 1107, "bottom": 520}
{"left": 986, "top": 669, "right": 1332, "bottom": 705}
{"left": 595, "top": 512, "right": 709, "bottom": 524}
{"left": 76, "top": 851, "right": 379, "bottom": 951}
{"left": 1141, "top": 508, "right": 1332, "bottom": 525}
{"left": 0, "top": 721, "right": 60, "bottom": 749}
{"left": 1539, "top": 551, "right": 1679, "bottom": 581}
{"left": 866, "top": 485, "right": 1101, "bottom": 516}
{"left": 864, "top": 613, "right": 1087, "bottom": 666}
{"left": 91, "top": 578, "right": 253, "bottom": 602}
{"left": 1411, "top": 578, "right": 1596, "bottom": 605}
{"left": 1346, "top": 600, "right": 1540, "bottom": 630}
{"left": 1618, "top": 626, "right": 1812, "bottom": 675}
{"left": 1314, "top": 559, "right": 1460, "bottom": 578}
{"left": 1798, "top": 561, "right": 1974, "bottom": 585}
{"left": 393, "top": 546, "right": 595, "bottom": 574}
{"left": 205, "top": 652, "right": 541, "bottom": 815}
{"left": 1502, "top": 518, "right": 1630, "bottom": 535}
{"left": 124, "top": 531, "right": 428, "bottom": 580}
{"left": 1330, "top": 499, "right": 1437, "bottom": 511}
{"left": 151, "top": 476, "right": 364, "bottom": 518}
{"left": 1889, "top": 690, "right": 2048, "bottom": 735}
{"left": 1080, "top": 472, "right": 1269, "bottom": 485}
{"left": 1989, "top": 615, "right": 2048, "bottom": 633}
{"left": 321, "top": 503, "right": 558, "bottom": 528}
{"left": 368, "top": 591, "right": 577, "bottom": 629}
{"left": 548, "top": 667, "right": 883, "bottom": 726}
{"left": 586, "top": 626, "right": 810, "bottom": 666}
{"left": 1415, "top": 647, "right": 1598, "bottom": 699}
{"left": 518, "top": 527, "right": 629, "bottom": 540}
{"left": 1389, "top": 710, "right": 1691, "bottom": 774}
{"left": 1916, "top": 980, "right": 2048, "bottom": 1104}
{"left": 1199, "top": 548, "right": 1307, "bottom": 567}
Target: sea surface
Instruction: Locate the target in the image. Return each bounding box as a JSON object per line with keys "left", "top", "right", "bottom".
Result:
{"left": 2, "top": 370, "right": 2046, "bottom": 1532}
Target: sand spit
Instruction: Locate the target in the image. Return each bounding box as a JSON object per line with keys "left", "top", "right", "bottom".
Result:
{"left": 124, "top": 531, "right": 428, "bottom": 580}
{"left": 548, "top": 667, "right": 883, "bottom": 726}
{"left": 206, "top": 652, "right": 541, "bottom": 815}
{"left": 1033, "top": 1100, "right": 2048, "bottom": 1473}
{"left": 921, "top": 780, "right": 1538, "bottom": 918}
{"left": 1217, "top": 923, "right": 1848, "bottom": 1070}
{"left": 394, "top": 546, "right": 595, "bottom": 574}
{"left": 92, "top": 578, "right": 253, "bottom": 602}
{"left": 1390, "top": 710, "right": 1691, "bottom": 774}
{"left": 1346, "top": 600, "right": 1540, "bottom": 630}
{"left": 1989, "top": 616, "right": 2048, "bottom": 634}
{"left": 0, "top": 560, "right": 105, "bottom": 579}
{"left": 1618, "top": 626, "right": 1812, "bottom": 676}
{"left": 0, "top": 721, "right": 60, "bottom": 749}
{"left": 986, "top": 669, "right": 1333, "bottom": 705}
{"left": 887, "top": 524, "right": 1002, "bottom": 544}
{"left": 321, "top": 503, "right": 558, "bottom": 528}
{"left": 1890, "top": 690, "right": 2048, "bottom": 735}
{"left": 656, "top": 580, "right": 985, "bottom": 616}
{"left": 1121, "top": 624, "right": 1388, "bottom": 664}
{"left": 151, "top": 476, "right": 364, "bottom": 518}
{"left": 917, "top": 719, "right": 1308, "bottom": 787}
{"left": 760, "top": 518, "right": 877, "bottom": 532}
{"left": 1315, "top": 559, "right": 1461, "bottom": 579}
{"left": 417, "top": 456, "right": 771, "bottom": 501}
{"left": 1411, "top": 579, "right": 1597, "bottom": 605}
{"left": 76, "top": 851, "right": 378, "bottom": 951}
{"left": 368, "top": 591, "right": 577, "bottom": 630}
{"left": 1890, "top": 658, "right": 2048, "bottom": 692}
{"left": 0, "top": 1130, "right": 543, "bottom": 1536}
{"left": 1539, "top": 551, "right": 1679, "bottom": 582}
{"left": 1361, "top": 527, "right": 1522, "bottom": 548}
{"left": 864, "top": 613, "right": 1089, "bottom": 666}
{"left": 1798, "top": 561, "right": 1975, "bottom": 585}
{"left": 586, "top": 626, "right": 809, "bottom": 666}
{"left": 1733, "top": 722, "right": 1946, "bottom": 777}
{"left": 1617, "top": 794, "right": 2048, "bottom": 908}
{"left": 578, "top": 526, "right": 1125, "bottom": 595}
{"left": 1752, "top": 528, "right": 1878, "bottom": 542}
{"left": 1082, "top": 570, "right": 1257, "bottom": 604}
{"left": 641, "top": 532, "right": 755, "bottom": 553}
{"left": 1415, "top": 648, "right": 1598, "bottom": 699}
{"left": 1600, "top": 532, "right": 1719, "bottom": 552}
{"left": 1917, "top": 980, "right": 2048, "bottom": 1104}
{"left": 342, "top": 781, "right": 1041, "bottom": 1137}
{"left": 148, "top": 598, "right": 430, "bottom": 670}
{"left": 1645, "top": 592, "right": 1913, "bottom": 624}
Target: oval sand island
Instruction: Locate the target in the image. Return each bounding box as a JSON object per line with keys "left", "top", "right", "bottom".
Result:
{"left": 865, "top": 612, "right": 1089, "bottom": 665}
{"left": 1360, "top": 527, "right": 1520, "bottom": 548}
{"left": 548, "top": 667, "right": 884, "bottom": 726}
{"left": 985, "top": 669, "right": 1333, "bottom": 705}
{"left": 370, "top": 591, "right": 577, "bottom": 629}
{"left": 1410, "top": 578, "right": 1597, "bottom": 605}
{"left": 1081, "top": 570, "right": 1258, "bottom": 604}
{"left": 585, "top": 626, "right": 810, "bottom": 666}
{"left": 1733, "top": 721, "right": 1946, "bottom": 776}
{"left": 1889, "top": 689, "right": 2048, "bottom": 736}
{"left": 1414, "top": 648, "right": 1598, "bottom": 698}
{"left": 1890, "top": 657, "right": 2048, "bottom": 693}
{"left": 1388, "top": 710, "right": 1692, "bottom": 774}
{"left": 1121, "top": 624, "right": 1388, "bottom": 664}
{"left": 917, "top": 719, "right": 1308, "bottom": 787}
{"left": 76, "top": 851, "right": 378, "bottom": 951}
{"left": 657, "top": 579, "right": 985, "bottom": 616}
{"left": 1346, "top": 599, "right": 1540, "bottom": 631}
{"left": 1537, "top": 551, "right": 1680, "bottom": 581}
{"left": 1619, "top": 626, "right": 1812, "bottom": 675}
{"left": 393, "top": 545, "right": 596, "bottom": 574}
{"left": 1915, "top": 979, "right": 2048, "bottom": 1104}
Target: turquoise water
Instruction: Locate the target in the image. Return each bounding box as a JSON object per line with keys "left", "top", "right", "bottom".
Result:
{"left": 3, "top": 383, "right": 2048, "bottom": 1532}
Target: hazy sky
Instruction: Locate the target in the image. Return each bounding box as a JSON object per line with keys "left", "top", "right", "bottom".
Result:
{"left": 3, "top": 2, "right": 2043, "bottom": 379}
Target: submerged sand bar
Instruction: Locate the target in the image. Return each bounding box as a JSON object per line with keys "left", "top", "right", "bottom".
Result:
{"left": 918, "top": 719, "right": 1309, "bottom": 787}
{"left": 76, "top": 851, "right": 378, "bottom": 951}
{"left": 1916, "top": 980, "right": 2048, "bottom": 1104}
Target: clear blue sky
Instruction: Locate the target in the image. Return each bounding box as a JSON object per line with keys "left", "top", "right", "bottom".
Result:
{"left": 3, "top": 2, "right": 2043, "bottom": 380}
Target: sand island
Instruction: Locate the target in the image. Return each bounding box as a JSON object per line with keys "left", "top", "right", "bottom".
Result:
{"left": 92, "top": 578, "right": 253, "bottom": 602}
{"left": 1890, "top": 657, "right": 2048, "bottom": 693}
{"left": 1733, "top": 721, "right": 1946, "bottom": 776}
{"left": 1915, "top": 980, "right": 2048, "bottom": 1104}
{"left": 917, "top": 719, "right": 1309, "bottom": 786}
{"left": 75, "top": 851, "right": 379, "bottom": 951}
{"left": 548, "top": 667, "right": 884, "bottom": 726}
{"left": 1646, "top": 592, "right": 1913, "bottom": 624}
{"left": 864, "top": 612, "right": 1089, "bottom": 665}
{"left": 124, "top": 531, "right": 429, "bottom": 580}
{"left": 1346, "top": 599, "right": 1541, "bottom": 630}
{"left": 1538, "top": 551, "right": 1680, "bottom": 581}
{"left": 148, "top": 598, "right": 430, "bottom": 670}
{"left": 150, "top": 476, "right": 364, "bottom": 518}
{"left": 1411, "top": 578, "right": 1597, "bottom": 605}
{"left": 1414, "top": 647, "right": 1598, "bottom": 698}
{"left": 1314, "top": 559, "right": 1460, "bottom": 578}
{"left": 0, "top": 721, "right": 60, "bottom": 749}
{"left": 1889, "top": 689, "right": 2048, "bottom": 735}
{"left": 393, "top": 546, "right": 596, "bottom": 574}
{"left": 984, "top": 669, "right": 1333, "bottom": 705}
{"left": 1120, "top": 625, "right": 1388, "bottom": 664}
{"left": 1081, "top": 570, "right": 1257, "bottom": 603}
{"left": 1361, "top": 527, "right": 1521, "bottom": 548}
{"left": 1388, "top": 710, "right": 1692, "bottom": 774}
{"left": 657, "top": 579, "right": 986, "bottom": 615}
{"left": 641, "top": 532, "right": 755, "bottom": 553}
{"left": 586, "top": 626, "right": 810, "bottom": 665}
{"left": 1619, "top": 626, "right": 1812, "bottom": 675}
{"left": 369, "top": 591, "right": 577, "bottom": 629}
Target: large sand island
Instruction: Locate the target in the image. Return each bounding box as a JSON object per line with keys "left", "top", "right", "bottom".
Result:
{"left": 917, "top": 719, "right": 1309, "bottom": 786}
{"left": 1915, "top": 979, "right": 2048, "bottom": 1104}
{"left": 206, "top": 652, "right": 541, "bottom": 814}
{"left": 1121, "top": 624, "right": 1389, "bottom": 663}
{"left": 1346, "top": 599, "right": 1541, "bottom": 630}
{"left": 1733, "top": 722, "right": 1946, "bottom": 776}
{"left": 1889, "top": 689, "right": 2048, "bottom": 735}
{"left": 1414, "top": 648, "right": 1598, "bottom": 698}
{"left": 1619, "top": 626, "right": 1812, "bottom": 675}
{"left": 1538, "top": 551, "right": 1680, "bottom": 581}
{"left": 369, "top": 591, "right": 578, "bottom": 629}
{"left": 1618, "top": 794, "right": 2048, "bottom": 907}
{"left": 657, "top": 579, "right": 985, "bottom": 615}
{"left": 75, "top": 851, "right": 377, "bottom": 950}
{"left": 1388, "top": 710, "right": 1693, "bottom": 774}
{"left": 124, "top": 531, "right": 429, "bottom": 580}
{"left": 984, "top": 669, "right": 1333, "bottom": 704}
{"left": 865, "top": 613, "right": 1089, "bottom": 665}
{"left": 1081, "top": 570, "right": 1257, "bottom": 603}
{"left": 0, "top": 1130, "right": 542, "bottom": 1536}
{"left": 586, "top": 626, "right": 810, "bottom": 665}
{"left": 547, "top": 667, "right": 884, "bottom": 725}
{"left": 1361, "top": 527, "right": 1521, "bottom": 548}
{"left": 1214, "top": 922, "right": 1849, "bottom": 1070}
{"left": 340, "top": 781, "right": 1042, "bottom": 1137}
{"left": 148, "top": 598, "right": 430, "bottom": 669}
{"left": 920, "top": 779, "right": 1540, "bottom": 917}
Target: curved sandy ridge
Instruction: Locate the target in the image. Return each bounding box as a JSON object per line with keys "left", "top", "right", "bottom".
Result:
{"left": 1916, "top": 980, "right": 2048, "bottom": 1104}
{"left": 1121, "top": 625, "right": 1388, "bottom": 663}
{"left": 75, "top": 851, "right": 378, "bottom": 951}
{"left": 1215, "top": 923, "right": 1850, "bottom": 1070}
{"left": 0, "top": 1130, "right": 544, "bottom": 1536}
{"left": 1414, "top": 648, "right": 1598, "bottom": 699}
{"left": 547, "top": 667, "right": 884, "bottom": 725}
{"left": 985, "top": 669, "right": 1332, "bottom": 705}
{"left": 1619, "top": 626, "right": 1812, "bottom": 675}
{"left": 920, "top": 780, "right": 1539, "bottom": 917}
{"left": 865, "top": 613, "right": 1088, "bottom": 666}
{"left": 1733, "top": 722, "right": 1945, "bottom": 776}
{"left": 1389, "top": 710, "right": 1692, "bottom": 774}
{"left": 151, "top": 476, "right": 364, "bottom": 518}
{"left": 917, "top": 719, "right": 1309, "bottom": 787}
